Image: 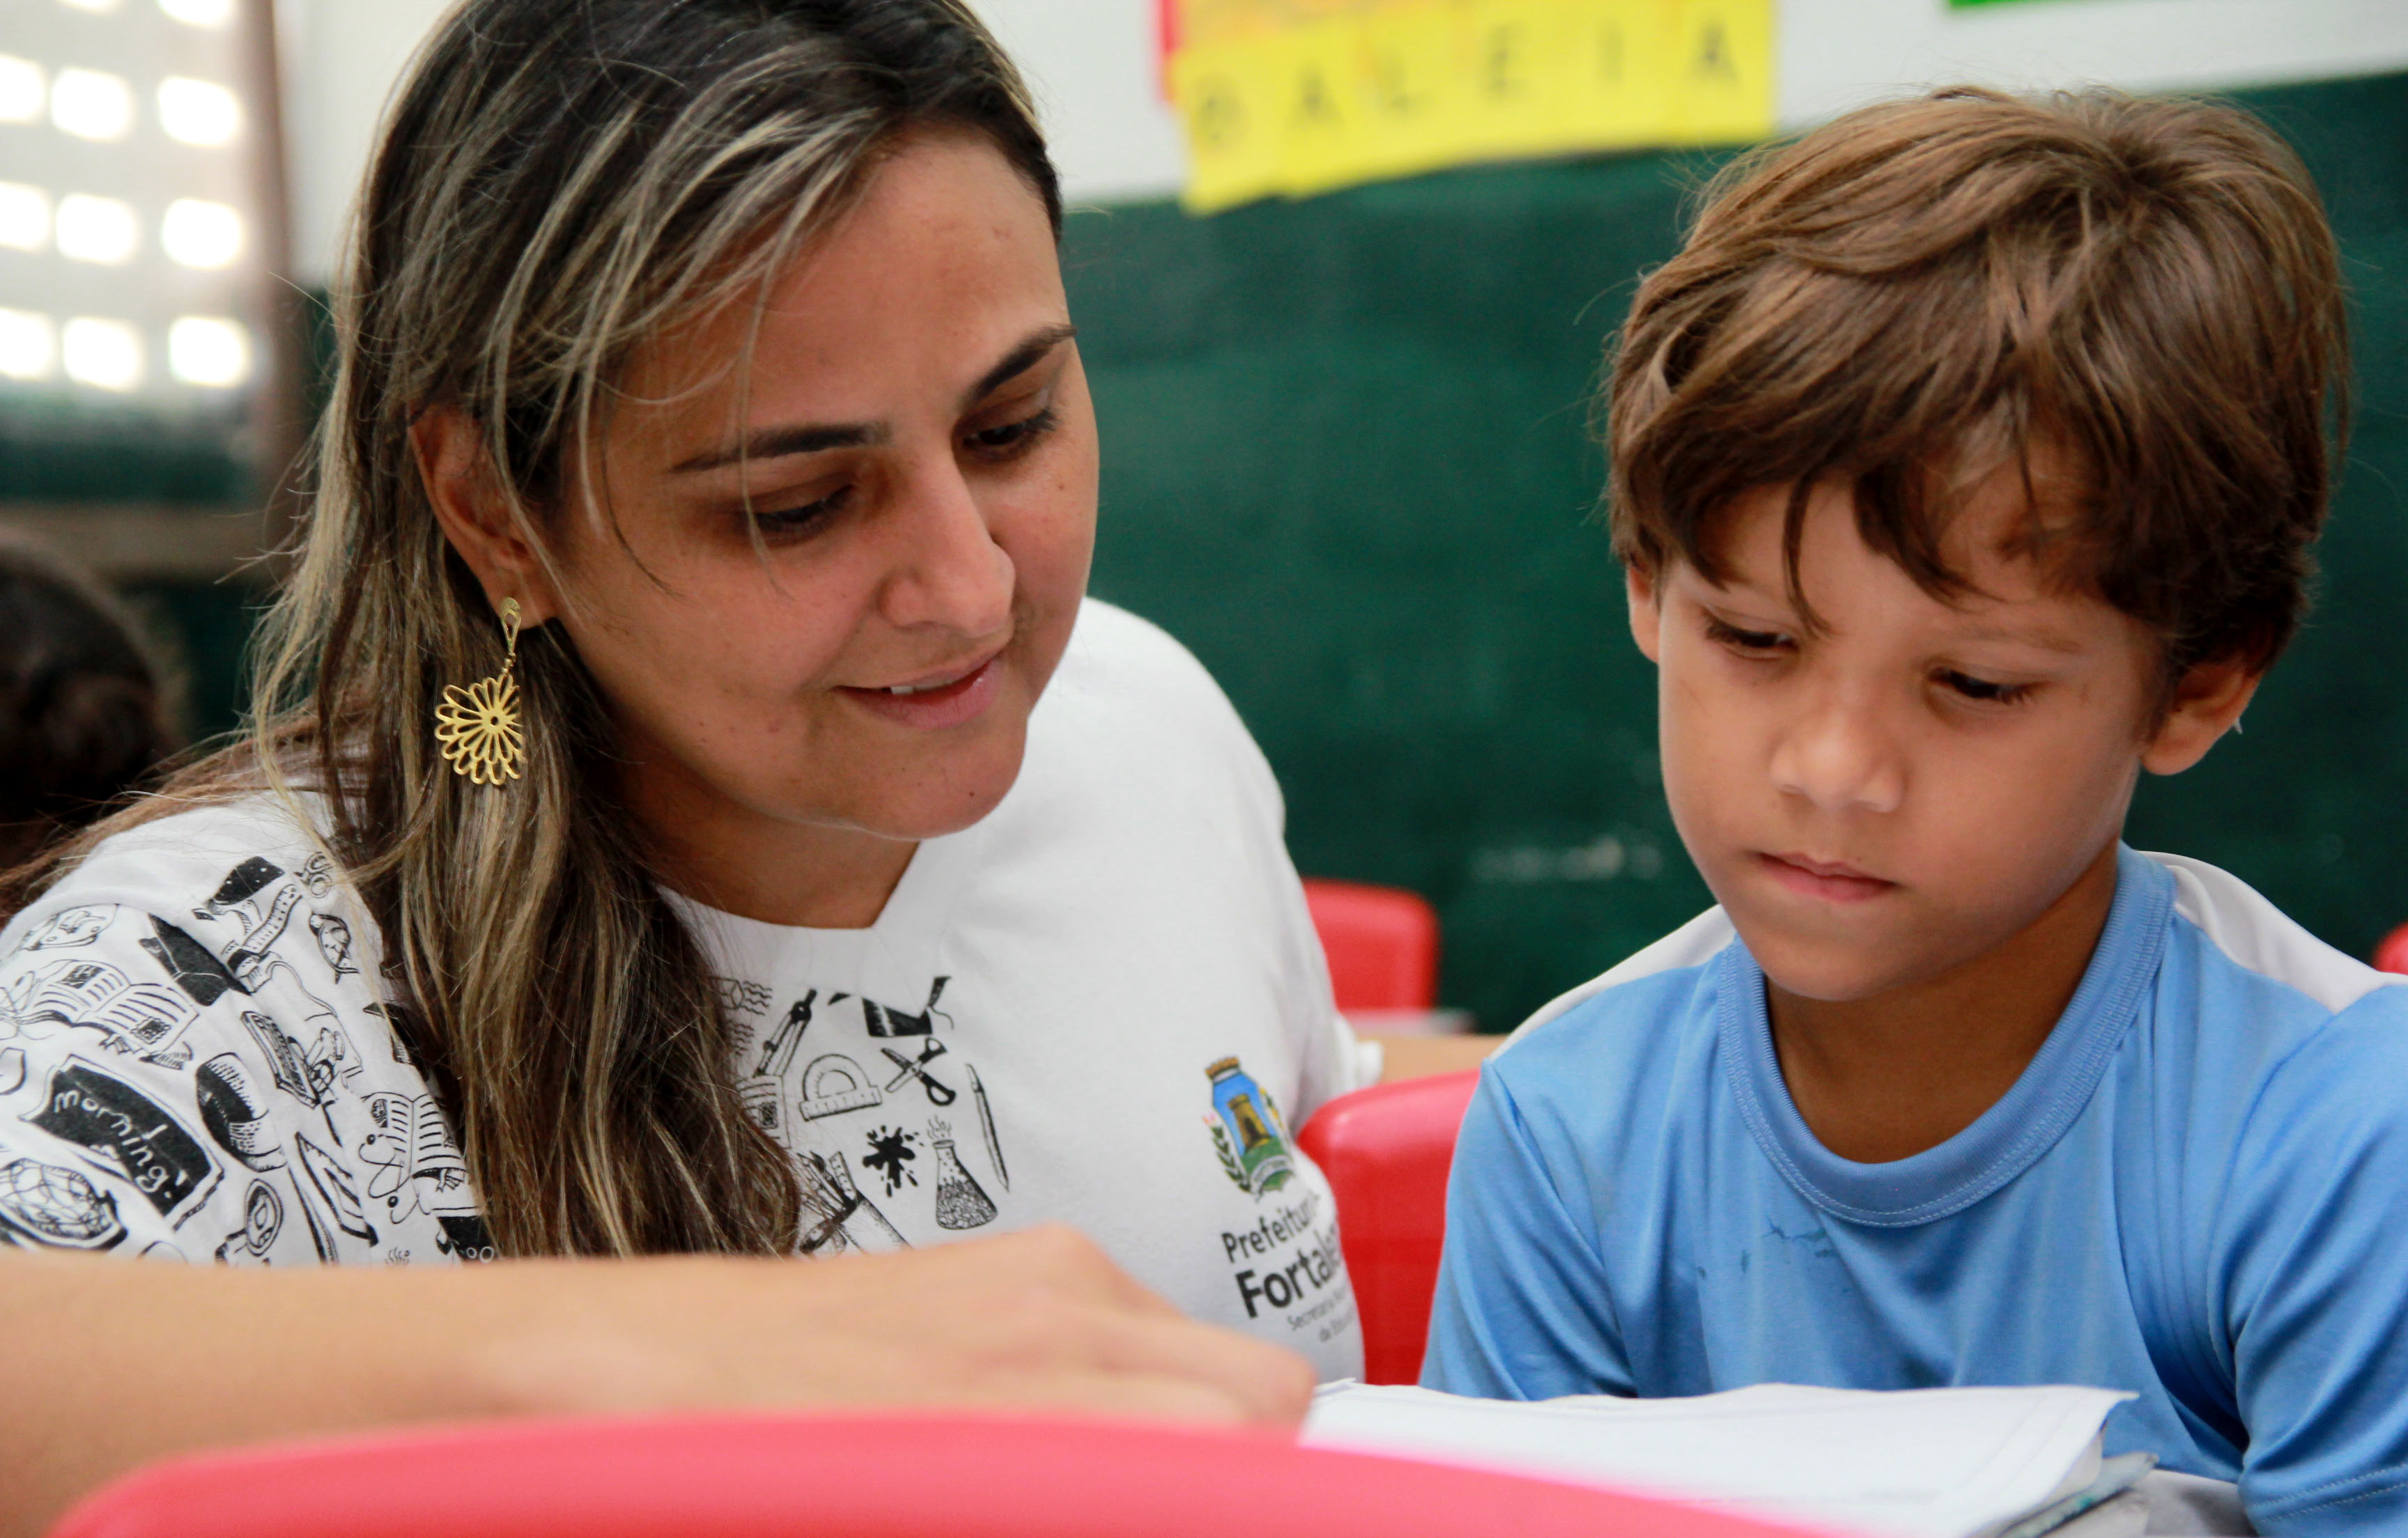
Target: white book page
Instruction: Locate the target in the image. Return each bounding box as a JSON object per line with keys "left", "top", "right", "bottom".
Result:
{"left": 1303, "top": 1382, "right": 2133, "bottom": 1538}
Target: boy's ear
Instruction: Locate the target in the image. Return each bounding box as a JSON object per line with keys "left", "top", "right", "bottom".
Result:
{"left": 410, "top": 405, "right": 564, "bottom": 628}
{"left": 2140, "top": 653, "right": 2261, "bottom": 776}
{"left": 1627, "top": 564, "right": 1664, "bottom": 664}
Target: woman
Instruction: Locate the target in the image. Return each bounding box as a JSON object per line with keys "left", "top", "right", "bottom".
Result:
{"left": 0, "top": 1, "right": 1468, "bottom": 1527}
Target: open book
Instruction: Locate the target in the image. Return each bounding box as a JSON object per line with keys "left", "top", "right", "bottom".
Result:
{"left": 1304, "top": 1382, "right": 2151, "bottom": 1538}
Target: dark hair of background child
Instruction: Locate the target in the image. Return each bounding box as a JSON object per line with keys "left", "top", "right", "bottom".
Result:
{"left": 0, "top": 534, "right": 182, "bottom": 867}
{"left": 1605, "top": 86, "right": 2347, "bottom": 697}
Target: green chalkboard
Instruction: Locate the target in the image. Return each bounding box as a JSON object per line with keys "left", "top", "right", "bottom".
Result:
{"left": 1067, "top": 70, "right": 2408, "bottom": 1032}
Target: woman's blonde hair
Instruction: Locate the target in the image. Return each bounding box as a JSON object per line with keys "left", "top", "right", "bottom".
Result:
{"left": 5, "top": 0, "right": 1060, "bottom": 1257}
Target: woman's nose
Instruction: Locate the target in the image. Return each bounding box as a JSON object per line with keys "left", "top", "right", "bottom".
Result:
{"left": 879, "top": 466, "right": 1014, "bottom": 637}
{"left": 1766, "top": 690, "right": 1907, "bottom": 816}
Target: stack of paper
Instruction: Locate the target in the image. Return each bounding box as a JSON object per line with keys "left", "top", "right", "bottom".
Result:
{"left": 1303, "top": 1381, "right": 2144, "bottom": 1538}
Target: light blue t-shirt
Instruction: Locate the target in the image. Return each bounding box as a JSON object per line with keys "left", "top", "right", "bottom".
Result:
{"left": 1424, "top": 847, "right": 2408, "bottom": 1535}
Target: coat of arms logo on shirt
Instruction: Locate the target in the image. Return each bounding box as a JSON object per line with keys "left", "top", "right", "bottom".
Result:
{"left": 1204, "top": 1056, "right": 1293, "bottom": 1199}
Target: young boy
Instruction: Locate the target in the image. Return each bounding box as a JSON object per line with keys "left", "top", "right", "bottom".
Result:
{"left": 1422, "top": 88, "right": 2408, "bottom": 1533}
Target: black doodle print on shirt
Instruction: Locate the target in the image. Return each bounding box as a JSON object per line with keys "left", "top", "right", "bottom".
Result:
{"left": 140, "top": 915, "right": 250, "bottom": 1007}
{"left": 193, "top": 1053, "right": 339, "bottom": 1261}
{"left": 862, "top": 1125, "right": 918, "bottom": 1195}
{"left": 309, "top": 913, "right": 357, "bottom": 979}
{"left": 796, "top": 1150, "right": 908, "bottom": 1255}
{"left": 215, "top": 1178, "right": 282, "bottom": 1264}
{"left": 24, "top": 1056, "right": 221, "bottom": 1227}
{"left": 878, "top": 1037, "right": 956, "bottom": 1106}
{"left": 0, "top": 956, "right": 196, "bottom": 1058}
{"left": 15, "top": 906, "right": 116, "bottom": 953}
{"left": 926, "top": 1117, "right": 996, "bottom": 1230}
{"left": 0, "top": 1154, "right": 128, "bottom": 1250}
{"left": 860, "top": 977, "right": 951, "bottom": 1038}
{"left": 716, "top": 977, "right": 771, "bottom": 1017}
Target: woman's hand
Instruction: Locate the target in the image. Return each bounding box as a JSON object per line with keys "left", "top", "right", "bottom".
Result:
{"left": 0, "top": 1227, "right": 1313, "bottom": 1538}
{"left": 474, "top": 1225, "right": 1315, "bottom": 1425}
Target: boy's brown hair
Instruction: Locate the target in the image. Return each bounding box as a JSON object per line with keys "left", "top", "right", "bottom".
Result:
{"left": 1607, "top": 86, "right": 2347, "bottom": 683}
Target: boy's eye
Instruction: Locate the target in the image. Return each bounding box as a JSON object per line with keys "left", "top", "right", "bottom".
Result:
{"left": 964, "top": 404, "right": 1059, "bottom": 458}
{"left": 746, "top": 484, "right": 852, "bottom": 541}
{"left": 1937, "top": 669, "right": 2032, "bottom": 705}
{"left": 1704, "top": 617, "right": 1791, "bottom": 655}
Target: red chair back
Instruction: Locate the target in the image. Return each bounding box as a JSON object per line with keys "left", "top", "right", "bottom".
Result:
{"left": 1299, "top": 1069, "right": 1481, "bottom": 1385}
{"left": 1302, "top": 879, "right": 1440, "bottom": 1012}
{"left": 49, "top": 1410, "right": 1812, "bottom": 1538}
{"left": 2377, "top": 922, "right": 2408, "bottom": 975}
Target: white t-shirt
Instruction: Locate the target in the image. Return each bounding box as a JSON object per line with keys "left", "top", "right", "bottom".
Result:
{"left": 0, "top": 600, "right": 1371, "bottom": 1377}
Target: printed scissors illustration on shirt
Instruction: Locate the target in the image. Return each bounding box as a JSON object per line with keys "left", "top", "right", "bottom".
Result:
{"left": 880, "top": 1039, "right": 957, "bottom": 1105}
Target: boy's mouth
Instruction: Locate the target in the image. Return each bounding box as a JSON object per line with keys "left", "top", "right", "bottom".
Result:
{"left": 1755, "top": 851, "right": 1898, "bottom": 903}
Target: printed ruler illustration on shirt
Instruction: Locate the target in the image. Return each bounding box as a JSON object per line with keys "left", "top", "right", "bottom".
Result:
{"left": 0, "top": 853, "right": 496, "bottom": 1264}
{"left": 720, "top": 973, "right": 1010, "bottom": 1252}
{"left": 1160, "top": 0, "right": 1775, "bottom": 211}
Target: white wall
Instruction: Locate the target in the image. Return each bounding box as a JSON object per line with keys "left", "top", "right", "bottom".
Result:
{"left": 276, "top": 0, "right": 2408, "bottom": 285}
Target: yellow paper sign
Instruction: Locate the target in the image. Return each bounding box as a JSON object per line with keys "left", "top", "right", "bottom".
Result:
{"left": 1167, "top": 0, "right": 1775, "bottom": 212}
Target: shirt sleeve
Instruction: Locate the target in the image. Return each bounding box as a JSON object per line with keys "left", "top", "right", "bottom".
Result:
{"left": 0, "top": 864, "right": 401, "bottom": 1266}
{"left": 2212, "top": 993, "right": 2408, "bottom": 1533}
{"left": 1421, "top": 1062, "right": 1633, "bottom": 1399}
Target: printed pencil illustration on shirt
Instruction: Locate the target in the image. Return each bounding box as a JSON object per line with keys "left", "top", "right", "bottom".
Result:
{"left": 795, "top": 1149, "right": 908, "bottom": 1255}
{"left": 1205, "top": 1056, "right": 1295, "bottom": 1198}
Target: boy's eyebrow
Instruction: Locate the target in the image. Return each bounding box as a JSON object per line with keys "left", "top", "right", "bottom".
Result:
{"left": 668, "top": 322, "right": 1078, "bottom": 474}
{"left": 1947, "top": 621, "right": 2090, "bottom": 655}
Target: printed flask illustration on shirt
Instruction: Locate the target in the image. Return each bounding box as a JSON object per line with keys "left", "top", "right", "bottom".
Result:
{"left": 925, "top": 1117, "right": 997, "bottom": 1229}
{"left": 1205, "top": 1056, "right": 1294, "bottom": 1199}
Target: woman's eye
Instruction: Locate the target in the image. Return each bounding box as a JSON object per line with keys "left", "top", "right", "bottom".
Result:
{"left": 746, "top": 484, "right": 851, "bottom": 539}
{"left": 964, "top": 404, "right": 1058, "bottom": 458}
{"left": 1938, "top": 669, "right": 2032, "bottom": 705}
{"left": 1704, "top": 617, "right": 1791, "bottom": 654}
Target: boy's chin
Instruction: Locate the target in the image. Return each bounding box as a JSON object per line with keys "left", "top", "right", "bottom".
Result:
{"left": 1733, "top": 918, "right": 1946, "bottom": 1005}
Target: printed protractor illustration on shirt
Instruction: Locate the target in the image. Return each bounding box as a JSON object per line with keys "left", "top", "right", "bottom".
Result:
{"left": 795, "top": 1149, "right": 908, "bottom": 1255}
{"left": 1205, "top": 1056, "right": 1295, "bottom": 1199}
{"left": 925, "top": 1116, "right": 996, "bottom": 1229}
{"left": 796, "top": 1052, "right": 882, "bottom": 1121}
{"left": 23, "top": 1054, "right": 223, "bottom": 1229}
{"left": 0, "top": 1154, "right": 128, "bottom": 1250}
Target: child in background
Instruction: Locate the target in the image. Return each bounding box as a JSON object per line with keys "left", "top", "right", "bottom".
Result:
{"left": 1423, "top": 87, "right": 2408, "bottom": 1533}
{"left": 0, "top": 532, "right": 179, "bottom": 866}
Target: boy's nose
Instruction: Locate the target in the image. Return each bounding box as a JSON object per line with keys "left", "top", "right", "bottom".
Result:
{"left": 1767, "top": 694, "right": 1907, "bottom": 816}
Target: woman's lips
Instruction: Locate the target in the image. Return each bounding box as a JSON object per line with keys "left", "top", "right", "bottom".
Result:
{"left": 1756, "top": 851, "right": 1898, "bottom": 903}
{"left": 837, "top": 653, "right": 1005, "bottom": 730}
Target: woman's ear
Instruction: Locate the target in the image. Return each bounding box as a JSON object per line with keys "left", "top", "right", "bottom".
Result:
{"left": 410, "top": 406, "right": 563, "bottom": 627}
{"left": 1626, "top": 564, "right": 1664, "bottom": 664}
{"left": 2140, "top": 653, "right": 2261, "bottom": 776}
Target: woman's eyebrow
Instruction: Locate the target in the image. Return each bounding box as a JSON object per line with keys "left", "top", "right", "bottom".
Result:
{"left": 669, "top": 323, "right": 1078, "bottom": 475}
{"left": 963, "top": 322, "right": 1078, "bottom": 409}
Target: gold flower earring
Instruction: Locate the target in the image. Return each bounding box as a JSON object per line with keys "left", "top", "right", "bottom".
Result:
{"left": 435, "top": 597, "right": 529, "bottom": 785}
